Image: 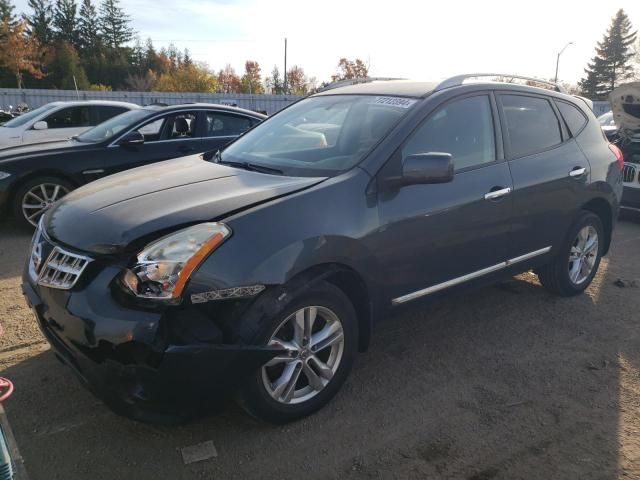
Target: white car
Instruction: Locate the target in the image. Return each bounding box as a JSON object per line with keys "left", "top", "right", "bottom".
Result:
{"left": 0, "top": 100, "right": 139, "bottom": 148}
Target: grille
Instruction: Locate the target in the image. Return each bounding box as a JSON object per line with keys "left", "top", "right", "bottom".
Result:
{"left": 37, "top": 246, "right": 91, "bottom": 290}
{"left": 623, "top": 163, "right": 637, "bottom": 183}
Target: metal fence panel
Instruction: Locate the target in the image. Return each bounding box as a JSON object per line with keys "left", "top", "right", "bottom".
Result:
{"left": 0, "top": 88, "right": 304, "bottom": 115}
{"left": 592, "top": 101, "right": 610, "bottom": 117}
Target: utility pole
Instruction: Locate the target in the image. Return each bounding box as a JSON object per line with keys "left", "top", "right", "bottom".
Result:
{"left": 554, "top": 41, "right": 574, "bottom": 83}
{"left": 283, "top": 38, "right": 288, "bottom": 94}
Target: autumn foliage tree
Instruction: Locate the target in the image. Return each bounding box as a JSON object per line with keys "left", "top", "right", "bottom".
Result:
{"left": 155, "top": 62, "right": 217, "bottom": 92}
{"left": 0, "top": 19, "right": 44, "bottom": 88}
{"left": 332, "top": 57, "right": 369, "bottom": 81}
{"left": 241, "top": 60, "right": 264, "bottom": 94}
{"left": 216, "top": 64, "right": 241, "bottom": 93}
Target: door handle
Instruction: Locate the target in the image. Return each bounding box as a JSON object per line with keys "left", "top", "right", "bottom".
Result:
{"left": 569, "top": 167, "right": 587, "bottom": 178}
{"left": 484, "top": 187, "right": 512, "bottom": 201}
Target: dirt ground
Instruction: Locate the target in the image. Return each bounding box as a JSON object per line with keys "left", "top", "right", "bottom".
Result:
{"left": 1, "top": 215, "right": 640, "bottom": 480}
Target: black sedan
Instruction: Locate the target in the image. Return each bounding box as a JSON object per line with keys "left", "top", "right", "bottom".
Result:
{"left": 0, "top": 104, "right": 265, "bottom": 227}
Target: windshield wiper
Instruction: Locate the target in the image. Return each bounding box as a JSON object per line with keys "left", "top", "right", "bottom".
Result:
{"left": 215, "top": 151, "right": 284, "bottom": 175}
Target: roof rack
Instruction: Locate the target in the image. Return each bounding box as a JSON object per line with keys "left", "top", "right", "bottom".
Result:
{"left": 434, "top": 73, "right": 567, "bottom": 94}
{"left": 317, "top": 77, "right": 407, "bottom": 92}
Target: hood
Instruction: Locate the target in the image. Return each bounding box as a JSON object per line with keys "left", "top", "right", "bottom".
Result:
{"left": 609, "top": 83, "right": 640, "bottom": 132}
{"left": 0, "top": 139, "right": 86, "bottom": 162}
{"left": 44, "top": 156, "right": 325, "bottom": 254}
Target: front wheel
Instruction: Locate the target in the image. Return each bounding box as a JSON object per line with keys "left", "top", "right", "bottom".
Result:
{"left": 537, "top": 211, "right": 604, "bottom": 296}
{"left": 237, "top": 282, "right": 358, "bottom": 423}
{"left": 12, "top": 176, "right": 73, "bottom": 229}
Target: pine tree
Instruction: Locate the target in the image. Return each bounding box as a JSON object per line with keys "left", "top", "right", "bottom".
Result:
{"left": 25, "top": 0, "right": 54, "bottom": 44}
{"left": 579, "top": 9, "right": 637, "bottom": 99}
{"left": 99, "top": 0, "right": 133, "bottom": 49}
{"left": 0, "top": 0, "right": 15, "bottom": 24}
{"left": 53, "top": 0, "right": 79, "bottom": 47}
{"left": 78, "top": 0, "right": 100, "bottom": 52}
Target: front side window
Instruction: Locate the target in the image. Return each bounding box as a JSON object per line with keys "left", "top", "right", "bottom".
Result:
{"left": 44, "top": 106, "right": 90, "bottom": 129}
{"left": 403, "top": 95, "right": 496, "bottom": 171}
{"left": 205, "top": 112, "right": 254, "bottom": 137}
{"left": 501, "top": 95, "right": 562, "bottom": 158}
{"left": 220, "top": 95, "right": 416, "bottom": 176}
{"left": 132, "top": 112, "right": 198, "bottom": 142}
{"left": 75, "top": 109, "right": 152, "bottom": 143}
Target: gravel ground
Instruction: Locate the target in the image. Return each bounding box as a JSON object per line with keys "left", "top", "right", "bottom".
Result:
{"left": 1, "top": 215, "right": 640, "bottom": 480}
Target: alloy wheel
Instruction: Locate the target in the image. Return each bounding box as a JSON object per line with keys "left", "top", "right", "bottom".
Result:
{"left": 568, "top": 225, "right": 599, "bottom": 285}
{"left": 21, "top": 183, "right": 69, "bottom": 227}
{"left": 262, "top": 306, "right": 345, "bottom": 405}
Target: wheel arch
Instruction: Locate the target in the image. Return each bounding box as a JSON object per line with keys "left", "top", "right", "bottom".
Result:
{"left": 581, "top": 197, "right": 614, "bottom": 255}
{"left": 9, "top": 169, "right": 79, "bottom": 205}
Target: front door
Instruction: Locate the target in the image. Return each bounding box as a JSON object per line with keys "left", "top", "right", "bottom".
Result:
{"left": 373, "top": 93, "right": 514, "bottom": 303}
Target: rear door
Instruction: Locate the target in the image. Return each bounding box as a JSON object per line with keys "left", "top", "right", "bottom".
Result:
{"left": 497, "top": 93, "right": 590, "bottom": 259}
{"left": 89, "top": 105, "right": 130, "bottom": 127}
{"left": 374, "top": 93, "right": 514, "bottom": 302}
{"left": 22, "top": 106, "right": 91, "bottom": 143}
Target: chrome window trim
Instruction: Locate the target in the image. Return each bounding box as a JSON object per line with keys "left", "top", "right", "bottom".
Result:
{"left": 107, "top": 108, "right": 263, "bottom": 148}
{"left": 392, "top": 246, "right": 552, "bottom": 305}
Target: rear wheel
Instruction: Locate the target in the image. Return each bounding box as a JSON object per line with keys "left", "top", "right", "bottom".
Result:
{"left": 12, "top": 176, "right": 73, "bottom": 229}
{"left": 537, "top": 211, "right": 604, "bottom": 296}
{"left": 237, "top": 282, "right": 357, "bottom": 423}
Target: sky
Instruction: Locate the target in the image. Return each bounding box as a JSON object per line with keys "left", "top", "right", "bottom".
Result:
{"left": 11, "top": 0, "right": 640, "bottom": 85}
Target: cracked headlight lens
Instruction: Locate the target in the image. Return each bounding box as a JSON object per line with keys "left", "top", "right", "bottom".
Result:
{"left": 121, "top": 222, "right": 231, "bottom": 301}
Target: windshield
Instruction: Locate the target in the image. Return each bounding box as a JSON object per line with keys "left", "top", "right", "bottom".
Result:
{"left": 76, "top": 109, "right": 150, "bottom": 143}
{"left": 598, "top": 112, "right": 615, "bottom": 127}
{"left": 220, "top": 94, "right": 417, "bottom": 176}
{"left": 1, "top": 104, "right": 57, "bottom": 128}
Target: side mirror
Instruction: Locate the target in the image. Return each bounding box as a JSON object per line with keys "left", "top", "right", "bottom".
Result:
{"left": 393, "top": 152, "right": 454, "bottom": 187}
{"left": 33, "top": 121, "right": 48, "bottom": 130}
{"left": 119, "top": 130, "right": 145, "bottom": 146}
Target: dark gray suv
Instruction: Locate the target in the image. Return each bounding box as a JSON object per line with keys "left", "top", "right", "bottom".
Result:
{"left": 22, "top": 75, "right": 624, "bottom": 424}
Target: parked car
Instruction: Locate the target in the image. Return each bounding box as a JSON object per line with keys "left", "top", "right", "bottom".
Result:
{"left": 22, "top": 75, "right": 622, "bottom": 424}
{"left": 0, "top": 100, "right": 139, "bottom": 148}
{"left": 0, "top": 104, "right": 265, "bottom": 227}
{"left": 598, "top": 111, "right": 618, "bottom": 141}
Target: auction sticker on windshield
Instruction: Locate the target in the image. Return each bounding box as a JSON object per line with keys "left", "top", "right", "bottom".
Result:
{"left": 369, "top": 96, "right": 417, "bottom": 108}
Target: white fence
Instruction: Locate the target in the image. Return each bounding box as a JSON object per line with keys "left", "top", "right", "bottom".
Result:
{"left": 0, "top": 88, "right": 304, "bottom": 115}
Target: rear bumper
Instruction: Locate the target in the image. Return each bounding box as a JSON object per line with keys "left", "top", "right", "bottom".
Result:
{"left": 21, "top": 277, "right": 280, "bottom": 424}
{"left": 621, "top": 185, "right": 640, "bottom": 210}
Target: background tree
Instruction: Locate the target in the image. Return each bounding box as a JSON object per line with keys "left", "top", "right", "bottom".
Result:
{"left": 0, "top": 0, "right": 15, "bottom": 25}
{"left": 286, "top": 65, "right": 309, "bottom": 95}
{"left": 156, "top": 62, "right": 217, "bottom": 92}
{"left": 0, "top": 19, "right": 44, "bottom": 87}
{"left": 216, "top": 64, "right": 241, "bottom": 93}
{"left": 241, "top": 60, "right": 263, "bottom": 94}
{"left": 332, "top": 57, "right": 369, "bottom": 81}
{"left": 78, "top": 0, "right": 100, "bottom": 52}
{"left": 25, "top": 0, "right": 53, "bottom": 44}
{"left": 579, "top": 9, "right": 637, "bottom": 99}
{"left": 99, "top": 0, "right": 133, "bottom": 49}
{"left": 43, "top": 40, "right": 89, "bottom": 89}
{"left": 265, "top": 65, "right": 284, "bottom": 94}
{"left": 53, "top": 0, "right": 79, "bottom": 47}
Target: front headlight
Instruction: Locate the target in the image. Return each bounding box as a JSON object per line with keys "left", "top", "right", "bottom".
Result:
{"left": 120, "top": 222, "right": 231, "bottom": 302}
{"left": 0, "top": 171, "right": 11, "bottom": 180}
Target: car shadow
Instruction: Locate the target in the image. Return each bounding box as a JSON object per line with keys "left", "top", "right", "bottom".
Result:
{"left": 2, "top": 220, "right": 639, "bottom": 479}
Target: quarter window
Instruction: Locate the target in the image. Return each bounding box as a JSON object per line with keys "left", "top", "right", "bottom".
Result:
{"left": 501, "top": 95, "right": 562, "bottom": 158}
{"left": 556, "top": 101, "right": 587, "bottom": 136}
{"left": 403, "top": 95, "right": 496, "bottom": 171}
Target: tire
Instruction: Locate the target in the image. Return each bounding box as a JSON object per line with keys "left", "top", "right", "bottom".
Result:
{"left": 237, "top": 281, "right": 358, "bottom": 423}
{"left": 537, "top": 211, "right": 604, "bottom": 296}
{"left": 12, "top": 176, "right": 73, "bottom": 229}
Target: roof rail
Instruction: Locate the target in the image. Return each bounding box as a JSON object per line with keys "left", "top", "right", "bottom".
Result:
{"left": 317, "top": 77, "right": 406, "bottom": 92}
{"left": 434, "top": 73, "right": 567, "bottom": 94}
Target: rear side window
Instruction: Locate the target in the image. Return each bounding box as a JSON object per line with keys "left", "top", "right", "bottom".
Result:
{"left": 501, "top": 95, "right": 562, "bottom": 158}
{"left": 403, "top": 95, "right": 496, "bottom": 171}
{"left": 93, "top": 106, "right": 128, "bottom": 124}
{"left": 204, "top": 112, "right": 253, "bottom": 137}
{"left": 555, "top": 101, "right": 587, "bottom": 136}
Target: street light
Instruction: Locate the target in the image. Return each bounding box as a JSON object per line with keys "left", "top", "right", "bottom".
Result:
{"left": 554, "top": 41, "right": 574, "bottom": 84}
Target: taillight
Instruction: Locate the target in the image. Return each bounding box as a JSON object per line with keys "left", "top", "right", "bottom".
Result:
{"left": 609, "top": 144, "right": 624, "bottom": 171}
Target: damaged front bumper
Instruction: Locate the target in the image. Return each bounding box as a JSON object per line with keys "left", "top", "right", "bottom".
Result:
{"left": 21, "top": 271, "right": 281, "bottom": 424}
